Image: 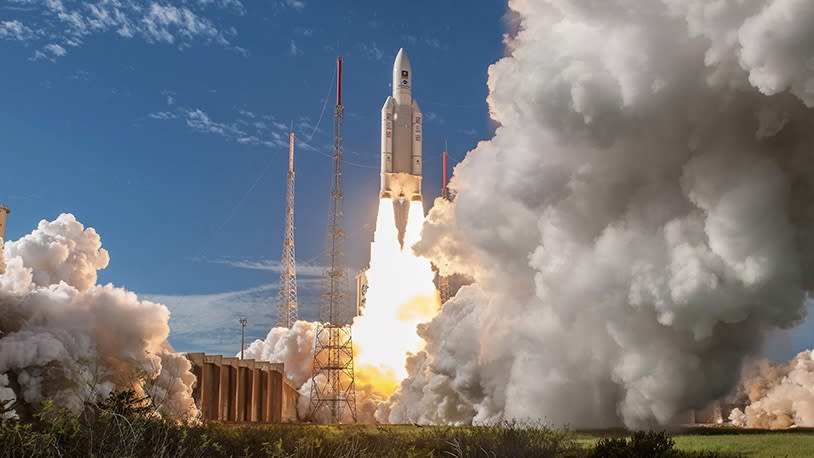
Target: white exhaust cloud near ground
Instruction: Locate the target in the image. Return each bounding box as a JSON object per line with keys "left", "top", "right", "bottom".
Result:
{"left": 391, "top": 0, "right": 814, "bottom": 428}
{"left": 242, "top": 321, "right": 387, "bottom": 423}
{"left": 0, "top": 214, "right": 197, "bottom": 421}
{"left": 730, "top": 349, "right": 814, "bottom": 428}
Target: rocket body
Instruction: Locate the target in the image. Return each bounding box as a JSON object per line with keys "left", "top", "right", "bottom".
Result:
{"left": 381, "top": 48, "right": 422, "bottom": 202}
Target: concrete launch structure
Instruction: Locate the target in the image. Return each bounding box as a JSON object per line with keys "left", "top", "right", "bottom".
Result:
{"left": 381, "top": 48, "right": 423, "bottom": 203}
{"left": 185, "top": 353, "right": 298, "bottom": 423}
{"left": 0, "top": 205, "right": 9, "bottom": 241}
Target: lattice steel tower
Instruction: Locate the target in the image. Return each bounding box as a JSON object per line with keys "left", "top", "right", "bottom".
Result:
{"left": 276, "top": 127, "right": 299, "bottom": 328}
{"left": 309, "top": 56, "right": 357, "bottom": 423}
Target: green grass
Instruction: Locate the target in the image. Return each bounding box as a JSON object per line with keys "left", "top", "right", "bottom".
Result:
{"left": 573, "top": 427, "right": 814, "bottom": 458}
{"left": 673, "top": 432, "right": 814, "bottom": 458}
{"left": 5, "top": 392, "right": 814, "bottom": 457}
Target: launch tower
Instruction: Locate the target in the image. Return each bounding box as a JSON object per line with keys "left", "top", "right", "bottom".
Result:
{"left": 276, "top": 127, "right": 299, "bottom": 328}
{"left": 309, "top": 57, "right": 357, "bottom": 423}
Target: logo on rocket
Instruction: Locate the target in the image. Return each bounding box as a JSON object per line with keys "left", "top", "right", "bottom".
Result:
{"left": 381, "top": 48, "right": 422, "bottom": 202}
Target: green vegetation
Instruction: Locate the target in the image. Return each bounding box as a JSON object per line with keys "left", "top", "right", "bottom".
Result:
{"left": 575, "top": 427, "right": 814, "bottom": 458}
{"left": 2, "top": 392, "right": 811, "bottom": 457}
{"left": 672, "top": 432, "right": 814, "bottom": 458}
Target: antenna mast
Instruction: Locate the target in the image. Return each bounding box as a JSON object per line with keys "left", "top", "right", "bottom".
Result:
{"left": 276, "top": 125, "right": 299, "bottom": 328}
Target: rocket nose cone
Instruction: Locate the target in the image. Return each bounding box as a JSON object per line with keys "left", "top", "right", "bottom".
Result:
{"left": 394, "top": 48, "right": 411, "bottom": 71}
{"left": 393, "top": 48, "right": 413, "bottom": 96}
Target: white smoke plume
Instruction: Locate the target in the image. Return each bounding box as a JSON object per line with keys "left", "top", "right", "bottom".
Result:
{"left": 730, "top": 349, "right": 814, "bottom": 428}
{"left": 391, "top": 0, "right": 814, "bottom": 428}
{"left": 0, "top": 214, "right": 198, "bottom": 421}
{"left": 243, "top": 320, "right": 317, "bottom": 388}
{"left": 243, "top": 321, "right": 386, "bottom": 423}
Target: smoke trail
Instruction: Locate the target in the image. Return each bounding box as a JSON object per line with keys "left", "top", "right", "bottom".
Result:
{"left": 391, "top": 0, "right": 814, "bottom": 428}
{"left": 0, "top": 214, "right": 198, "bottom": 421}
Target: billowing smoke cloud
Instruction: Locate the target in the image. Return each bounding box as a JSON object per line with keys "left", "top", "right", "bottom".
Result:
{"left": 730, "top": 349, "right": 814, "bottom": 428}
{"left": 392, "top": 0, "right": 814, "bottom": 428}
{"left": 0, "top": 214, "right": 197, "bottom": 421}
{"left": 6, "top": 215, "right": 110, "bottom": 291}
{"left": 243, "top": 321, "right": 386, "bottom": 423}
{"left": 243, "top": 320, "right": 317, "bottom": 388}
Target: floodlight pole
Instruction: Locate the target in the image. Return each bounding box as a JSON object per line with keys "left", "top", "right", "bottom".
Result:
{"left": 240, "top": 317, "right": 248, "bottom": 359}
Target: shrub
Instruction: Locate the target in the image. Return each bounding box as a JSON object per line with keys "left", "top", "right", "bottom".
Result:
{"left": 589, "top": 430, "right": 676, "bottom": 458}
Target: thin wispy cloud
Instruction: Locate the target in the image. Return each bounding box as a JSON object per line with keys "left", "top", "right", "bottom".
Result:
{"left": 148, "top": 111, "right": 177, "bottom": 120}
{"left": 145, "top": 278, "right": 321, "bottom": 354}
{"left": 293, "top": 26, "right": 313, "bottom": 36}
{"left": 0, "top": 19, "right": 36, "bottom": 41}
{"left": 3, "top": 0, "right": 245, "bottom": 60}
{"left": 425, "top": 111, "right": 444, "bottom": 124}
{"left": 289, "top": 39, "right": 301, "bottom": 56}
{"left": 32, "top": 43, "right": 66, "bottom": 61}
{"left": 400, "top": 34, "right": 444, "bottom": 50}
{"left": 146, "top": 100, "right": 295, "bottom": 149}
{"left": 358, "top": 41, "right": 383, "bottom": 61}
{"left": 211, "top": 258, "right": 325, "bottom": 277}
{"left": 424, "top": 36, "right": 442, "bottom": 49}
{"left": 274, "top": 0, "right": 306, "bottom": 12}
{"left": 185, "top": 108, "right": 243, "bottom": 136}
{"left": 190, "top": 0, "right": 245, "bottom": 14}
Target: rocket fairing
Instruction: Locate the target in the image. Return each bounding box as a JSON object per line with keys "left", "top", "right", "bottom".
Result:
{"left": 381, "top": 48, "right": 423, "bottom": 202}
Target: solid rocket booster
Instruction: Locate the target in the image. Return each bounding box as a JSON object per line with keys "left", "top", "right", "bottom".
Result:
{"left": 381, "top": 48, "right": 422, "bottom": 201}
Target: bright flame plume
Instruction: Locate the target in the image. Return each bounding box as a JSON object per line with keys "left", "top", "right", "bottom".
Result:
{"left": 353, "top": 199, "right": 440, "bottom": 396}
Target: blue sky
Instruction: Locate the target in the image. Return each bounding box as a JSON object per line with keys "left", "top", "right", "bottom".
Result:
{"left": 2, "top": 1, "right": 812, "bottom": 362}
{"left": 0, "top": 0, "right": 507, "bottom": 354}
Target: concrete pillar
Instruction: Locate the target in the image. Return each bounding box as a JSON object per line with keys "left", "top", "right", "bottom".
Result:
{"left": 270, "top": 370, "right": 283, "bottom": 423}
{"left": 251, "top": 366, "right": 262, "bottom": 422}
{"left": 265, "top": 370, "right": 275, "bottom": 422}
{"left": 236, "top": 359, "right": 253, "bottom": 422}
{"left": 204, "top": 355, "right": 223, "bottom": 421}
{"left": 200, "top": 362, "right": 218, "bottom": 420}
{"left": 281, "top": 379, "right": 299, "bottom": 423}
{"left": 220, "top": 357, "right": 238, "bottom": 421}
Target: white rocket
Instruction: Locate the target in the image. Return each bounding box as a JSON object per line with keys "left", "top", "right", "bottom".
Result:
{"left": 380, "top": 48, "right": 422, "bottom": 202}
